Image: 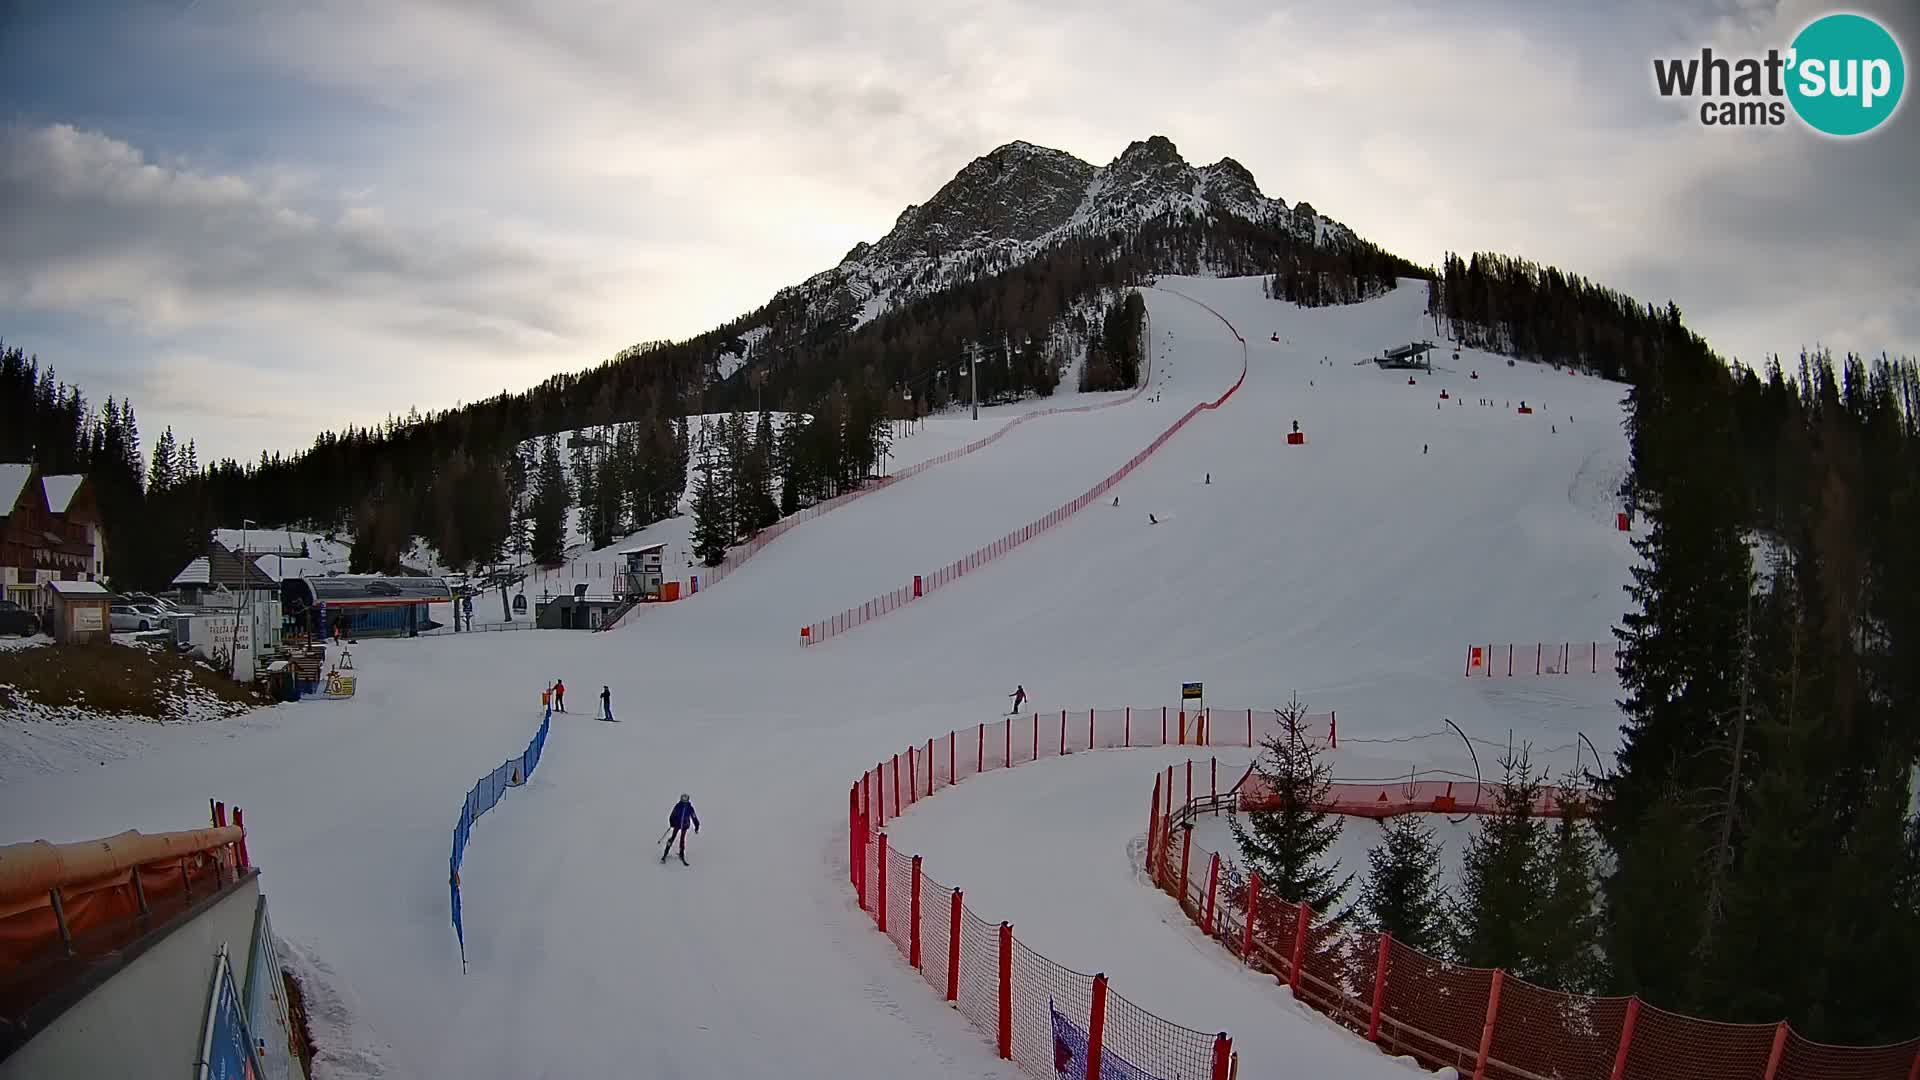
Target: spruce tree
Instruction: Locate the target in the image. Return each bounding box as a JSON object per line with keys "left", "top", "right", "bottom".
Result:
{"left": 1228, "top": 695, "right": 1351, "bottom": 917}
{"left": 1453, "top": 748, "right": 1548, "bottom": 973}
{"left": 1533, "top": 793, "right": 1604, "bottom": 993}
{"left": 689, "top": 462, "right": 729, "bottom": 567}
{"left": 1358, "top": 814, "right": 1451, "bottom": 954}
{"left": 529, "top": 435, "right": 569, "bottom": 565}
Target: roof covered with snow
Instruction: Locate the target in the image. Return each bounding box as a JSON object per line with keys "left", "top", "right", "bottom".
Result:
{"left": 0, "top": 464, "right": 31, "bottom": 512}
{"left": 171, "top": 557, "right": 211, "bottom": 586}
{"left": 40, "top": 475, "right": 84, "bottom": 512}
{"left": 47, "top": 579, "right": 110, "bottom": 596}
{"left": 308, "top": 575, "right": 452, "bottom": 603}
{"left": 253, "top": 555, "right": 329, "bottom": 582}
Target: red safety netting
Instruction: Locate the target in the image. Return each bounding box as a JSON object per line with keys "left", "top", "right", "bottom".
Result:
{"left": 1464, "top": 641, "right": 1621, "bottom": 678}
{"left": 854, "top": 717, "right": 1248, "bottom": 1079}
{"left": 805, "top": 301, "right": 1248, "bottom": 647}
{"left": 1151, "top": 781, "right": 1920, "bottom": 1080}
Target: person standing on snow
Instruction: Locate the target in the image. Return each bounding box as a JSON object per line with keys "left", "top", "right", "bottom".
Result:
{"left": 553, "top": 678, "right": 566, "bottom": 712}
{"left": 600, "top": 685, "right": 613, "bottom": 721}
{"left": 662, "top": 794, "right": 700, "bottom": 864}
{"left": 1009, "top": 685, "right": 1027, "bottom": 714}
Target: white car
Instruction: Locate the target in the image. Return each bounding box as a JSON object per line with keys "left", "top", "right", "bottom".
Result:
{"left": 109, "top": 603, "right": 164, "bottom": 632}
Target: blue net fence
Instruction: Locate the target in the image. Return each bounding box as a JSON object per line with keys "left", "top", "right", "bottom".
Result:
{"left": 450, "top": 705, "right": 552, "bottom": 967}
{"left": 1050, "top": 998, "right": 1170, "bottom": 1080}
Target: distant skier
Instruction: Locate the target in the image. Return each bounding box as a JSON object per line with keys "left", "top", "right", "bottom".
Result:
{"left": 1112, "top": 496, "right": 1119, "bottom": 507}
{"left": 1423, "top": 444, "right": 1428, "bottom": 455}
{"left": 661, "top": 794, "right": 699, "bottom": 864}
{"left": 1205, "top": 473, "right": 1210, "bottom": 485}
{"left": 553, "top": 678, "right": 566, "bottom": 712}
{"left": 600, "top": 685, "right": 613, "bottom": 722}
{"left": 1009, "top": 685, "right": 1028, "bottom": 715}
{"left": 1149, "top": 513, "right": 1159, "bottom": 525}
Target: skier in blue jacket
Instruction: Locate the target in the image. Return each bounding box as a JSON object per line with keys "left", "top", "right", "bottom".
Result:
{"left": 662, "top": 794, "right": 700, "bottom": 864}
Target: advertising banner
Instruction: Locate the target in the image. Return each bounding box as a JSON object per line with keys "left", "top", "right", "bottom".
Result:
{"left": 198, "top": 947, "right": 264, "bottom": 1080}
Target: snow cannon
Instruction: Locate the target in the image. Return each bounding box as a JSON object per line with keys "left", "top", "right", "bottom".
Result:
{"left": 1286, "top": 419, "right": 1305, "bottom": 446}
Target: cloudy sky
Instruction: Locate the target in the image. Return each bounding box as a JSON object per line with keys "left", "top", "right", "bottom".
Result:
{"left": 2, "top": 0, "right": 1915, "bottom": 463}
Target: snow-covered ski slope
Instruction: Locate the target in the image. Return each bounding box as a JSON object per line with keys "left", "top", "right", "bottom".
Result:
{"left": 0, "top": 276, "right": 1636, "bottom": 1079}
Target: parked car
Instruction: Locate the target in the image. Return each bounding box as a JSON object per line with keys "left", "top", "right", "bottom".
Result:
{"left": 109, "top": 603, "right": 157, "bottom": 632}
{"left": 125, "top": 591, "right": 182, "bottom": 616}
{"left": 0, "top": 599, "right": 40, "bottom": 637}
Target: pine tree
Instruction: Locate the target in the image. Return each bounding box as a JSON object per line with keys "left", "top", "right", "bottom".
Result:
{"left": 571, "top": 435, "right": 599, "bottom": 548}
{"left": 1228, "top": 695, "right": 1351, "bottom": 916}
{"left": 529, "top": 435, "right": 569, "bottom": 565}
{"left": 1358, "top": 814, "right": 1451, "bottom": 954}
{"left": 1453, "top": 747, "right": 1548, "bottom": 973}
{"left": 148, "top": 427, "right": 178, "bottom": 494}
{"left": 688, "top": 461, "right": 729, "bottom": 567}
{"left": 1533, "top": 794, "right": 1604, "bottom": 993}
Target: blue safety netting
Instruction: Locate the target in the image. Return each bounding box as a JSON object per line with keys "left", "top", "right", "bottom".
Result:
{"left": 1050, "top": 997, "right": 1168, "bottom": 1080}
{"left": 450, "top": 705, "right": 552, "bottom": 967}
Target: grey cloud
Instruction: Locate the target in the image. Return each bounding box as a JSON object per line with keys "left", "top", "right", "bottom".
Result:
{"left": 0, "top": 123, "right": 608, "bottom": 349}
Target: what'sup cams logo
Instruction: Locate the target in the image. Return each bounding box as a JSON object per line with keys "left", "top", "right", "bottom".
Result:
{"left": 1654, "top": 12, "right": 1905, "bottom": 136}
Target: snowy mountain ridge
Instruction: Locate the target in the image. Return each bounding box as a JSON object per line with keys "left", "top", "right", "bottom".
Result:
{"left": 718, "top": 136, "right": 1357, "bottom": 377}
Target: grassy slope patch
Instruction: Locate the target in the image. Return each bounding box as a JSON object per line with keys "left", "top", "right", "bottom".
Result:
{"left": 0, "top": 642, "right": 268, "bottom": 718}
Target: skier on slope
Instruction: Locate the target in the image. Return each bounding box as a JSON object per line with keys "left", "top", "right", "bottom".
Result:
{"left": 600, "top": 685, "right": 613, "bottom": 722}
{"left": 662, "top": 794, "right": 700, "bottom": 864}
{"left": 1009, "top": 685, "right": 1027, "bottom": 715}
{"left": 552, "top": 678, "right": 566, "bottom": 712}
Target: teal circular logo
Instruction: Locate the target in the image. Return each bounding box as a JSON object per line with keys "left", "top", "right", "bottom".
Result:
{"left": 1787, "top": 13, "right": 1905, "bottom": 136}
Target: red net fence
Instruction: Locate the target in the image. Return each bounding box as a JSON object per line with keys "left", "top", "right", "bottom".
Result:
{"left": 1149, "top": 779, "right": 1920, "bottom": 1080}
{"left": 803, "top": 289, "right": 1249, "bottom": 647}
{"left": 848, "top": 709, "right": 1244, "bottom": 1080}
{"left": 611, "top": 292, "right": 1166, "bottom": 633}
{"left": 1466, "top": 641, "right": 1621, "bottom": 678}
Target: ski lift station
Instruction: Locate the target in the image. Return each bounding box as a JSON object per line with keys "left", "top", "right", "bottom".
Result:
{"left": 1373, "top": 341, "right": 1436, "bottom": 371}
{"left": 295, "top": 575, "right": 454, "bottom": 637}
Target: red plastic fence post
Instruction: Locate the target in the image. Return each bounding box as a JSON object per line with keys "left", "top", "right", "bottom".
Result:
{"left": 1761, "top": 1022, "right": 1789, "bottom": 1080}
{"left": 1241, "top": 874, "right": 1261, "bottom": 960}
{"left": 1908, "top": 1044, "right": 1920, "bottom": 1080}
{"left": 1186, "top": 759, "right": 1193, "bottom": 808}
{"left": 1088, "top": 708, "right": 1094, "bottom": 750}
{"left": 1085, "top": 973, "right": 1109, "bottom": 1080}
{"left": 1178, "top": 823, "right": 1194, "bottom": 910}
{"left": 946, "top": 889, "right": 963, "bottom": 1001}
{"left": 910, "top": 855, "right": 923, "bottom": 969}
{"left": 232, "top": 807, "right": 250, "bottom": 868}
{"left": 1211, "top": 1033, "right": 1232, "bottom": 1080}
{"left": 877, "top": 833, "right": 890, "bottom": 933}
{"left": 1368, "top": 933, "right": 1391, "bottom": 1042}
{"left": 913, "top": 574, "right": 922, "bottom": 598}
{"left": 1032, "top": 715, "right": 1039, "bottom": 762}
{"left": 1163, "top": 706, "right": 1168, "bottom": 744}
{"left": 873, "top": 767, "right": 884, "bottom": 827}
{"left": 1608, "top": 996, "right": 1640, "bottom": 1080}
{"left": 1592, "top": 640, "right": 1598, "bottom": 673}
{"left": 1211, "top": 757, "right": 1218, "bottom": 811}
{"left": 213, "top": 800, "right": 226, "bottom": 828}
{"left": 1472, "top": 969, "right": 1505, "bottom": 1080}
{"left": 849, "top": 785, "right": 859, "bottom": 887}
{"left": 1202, "top": 853, "right": 1221, "bottom": 935}
{"left": 927, "top": 738, "right": 935, "bottom": 793}
{"left": 908, "top": 746, "right": 918, "bottom": 803}
{"left": 1005, "top": 717, "right": 1012, "bottom": 767}
{"left": 1330, "top": 710, "right": 1338, "bottom": 749}
{"left": 1147, "top": 775, "right": 1162, "bottom": 873}
{"left": 949, "top": 731, "right": 955, "bottom": 785}
{"left": 978, "top": 722, "right": 985, "bottom": 774}
{"left": 1060, "top": 709, "right": 1066, "bottom": 755}
{"left": 1247, "top": 708, "right": 1253, "bottom": 747}
{"left": 997, "top": 922, "right": 1013, "bottom": 1060}
{"left": 1124, "top": 706, "right": 1131, "bottom": 747}
{"left": 1289, "top": 900, "right": 1311, "bottom": 994}
{"left": 893, "top": 754, "right": 902, "bottom": 814}
{"left": 1179, "top": 709, "right": 1187, "bottom": 746}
